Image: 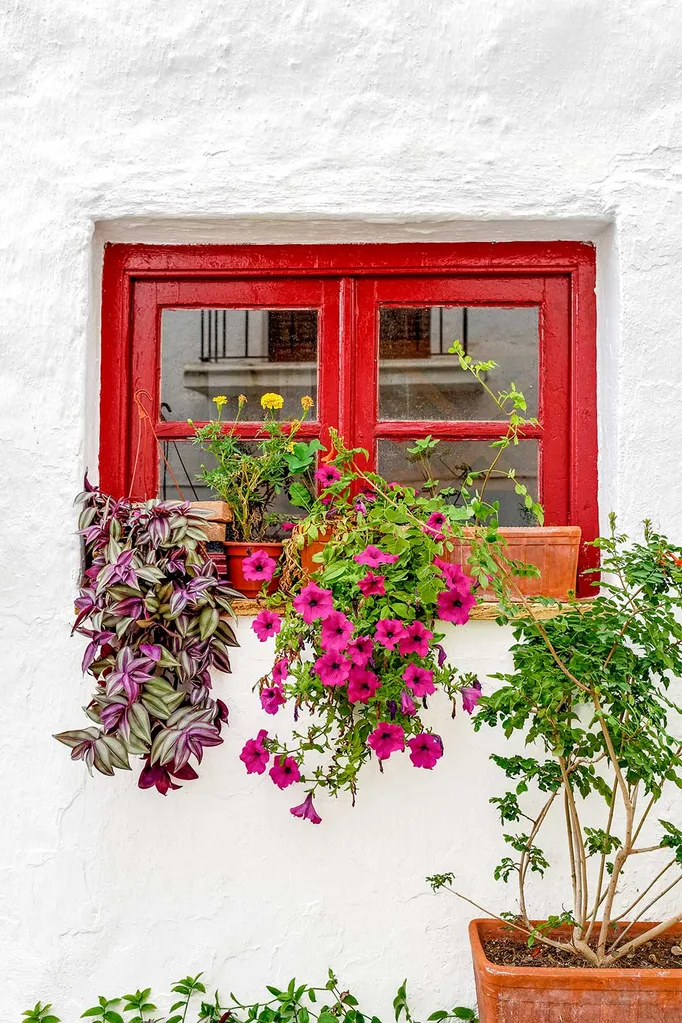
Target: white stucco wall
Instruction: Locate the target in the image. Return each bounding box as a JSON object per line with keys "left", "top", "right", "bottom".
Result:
{"left": 3, "top": 0, "right": 682, "bottom": 1017}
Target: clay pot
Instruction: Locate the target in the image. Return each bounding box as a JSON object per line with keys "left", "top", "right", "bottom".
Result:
{"left": 446, "top": 526, "right": 581, "bottom": 601}
{"left": 224, "top": 541, "right": 284, "bottom": 599}
{"left": 470, "top": 918, "right": 682, "bottom": 1023}
{"left": 189, "top": 501, "right": 232, "bottom": 542}
{"left": 301, "top": 529, "right": 334, "bottom": 576}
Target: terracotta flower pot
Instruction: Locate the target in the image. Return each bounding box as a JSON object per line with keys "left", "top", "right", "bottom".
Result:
{"left": 189, "top": 501, "right": 232, "bottom": 542}
{"left": 446, "top": 526, "right": 581, "bottom": 601}
{"left": 301, "top": 529, "right": 334, "bottom": 576}
{"left": 224, "top": 541, "right": 284, "bottom": 599}
{"left": 470, "top": 918, "right": 682, "bottom": 1023}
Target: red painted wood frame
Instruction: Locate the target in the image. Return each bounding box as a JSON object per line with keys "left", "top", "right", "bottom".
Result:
{"left": 100, "top": 242, "right": 597, "bottom": 592}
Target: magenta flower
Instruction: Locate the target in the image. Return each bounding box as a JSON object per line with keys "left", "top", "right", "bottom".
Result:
{"left": 260, "top": 684, "right": 287, "bottom": 715}
{"left": 398, "top": 621, "right": 434, "bottom": 658}
{"left": 347, "top": 665, "right": 381, "bottom": 703}
{"left": 375, "top": 618, "right": 408, "bottom": 651}
{"left": 367, "top": 722, "right": 405, "bottom": 760}
{"left": 354, "top": 545, "right": 400, "bottom": 568}
{"left": 252, "top": 609, "right": 283, "bottom": 642}
{"left": 272, "top": 658, "right": 289, "bottom": 683}
{"left": 293, "top": 582, "right": 334, "bottom": 623}
{"left": 435, "top": 558, "right": 469, "bottom": 590}
{"left": 240, "top": 729, "right": 270, "bottom": 774}
{"left": 355, "top": 499, "right": 367, "bottom": 515}
{"left": 400, "top": 689, "right": 417, "bottom": 715}
{"left": 461, "top": 679, "right": 483, "bottom": 714}
{"left": 357, "top": 572, "right": 386, "bottom": 597}
{"left": 269, "top": 755, "right": 301, "bottom": 789}
{"left": 434, "top": 642, "right": 447, "bottom": 668}
{"left": 314, "top": 650, "right": 352, "bottom": 687}
{"left": 402, "top": 662, "right": 436, "bottom": 696}
{"left": 436, "top": 585, "right": 476, "bottom": 625}
{"left": 242, "top": 549, "right": 277, "bottom": 583}
{"left": 347, "top": 635, "right": 374, "bottom": 666}
{"left": 426, "top": 511, "right": 447, "bottom": 532}
{"left": 290, "top": 792, "right": 322, "bottom": 824}
{"left": 281, "top": 521, "right": 295, "bottom": 532}
{"left": 407, "top": 732, "right": 443, "bottom": 769}
{"left": 320, "top": 610, "right": 354, "bottom": 652}
{"left": 315, "top": 464, "right": 342, "bottom": 487}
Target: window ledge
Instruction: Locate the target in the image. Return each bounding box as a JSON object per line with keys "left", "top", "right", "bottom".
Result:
{"left": 231, "top": 598, "right": 593, "bottom": 619}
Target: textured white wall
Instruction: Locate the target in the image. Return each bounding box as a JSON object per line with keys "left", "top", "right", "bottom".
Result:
{"left": 3, "top": 0, "right": 682, "bottom": 1017}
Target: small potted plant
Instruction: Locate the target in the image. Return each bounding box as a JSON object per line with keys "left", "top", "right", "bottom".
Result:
{"left": 192, "top": 392, "right": 322, "bottom": 597}
{"left": 429, "top": 518, "right": 682, "bottom": 1021}
{"left": 55, "top": 480, "right": 240, "bottom": 794}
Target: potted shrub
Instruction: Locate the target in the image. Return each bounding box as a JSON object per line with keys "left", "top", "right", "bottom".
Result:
{"left": 429, "top": 518, "right": 682, "bottom": 1021}
{"left": 237, "top": 434, "right": 540, "bottom": 822}
{"left": 192, "top": 392, "right": 322, "bottom": 597}
{"left": 55, "top": 480, "right": 241, "bottom": 793}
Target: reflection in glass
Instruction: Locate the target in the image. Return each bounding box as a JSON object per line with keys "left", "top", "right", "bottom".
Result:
{"left": 161, "top": 308, "right": 318, "bottom": 423}
{"left": 377, "top": 438, "right": 539, "bottom": 527}
{"left": 378, "top": 306, "right": 538, "bottom": 421}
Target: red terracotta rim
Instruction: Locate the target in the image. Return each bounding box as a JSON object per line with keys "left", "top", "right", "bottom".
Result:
{"left": 470, "top": 919, "right": 682, "bottom": 987}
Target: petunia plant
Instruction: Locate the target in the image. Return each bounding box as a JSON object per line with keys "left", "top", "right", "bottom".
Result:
{"left": 55, "top": 480, "right": 240, "bottom": 794}
{"left": 238, "top": 408, "right": 541, "bottom": 823}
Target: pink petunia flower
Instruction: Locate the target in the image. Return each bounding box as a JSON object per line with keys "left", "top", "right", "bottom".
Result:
{"left": 355, "top": 499, "right": 367, "bottom": 515}
{"left": 252, "top": 609, "right": 283, "bottom": 642}
{"left": 290, "top": 792, "right": 322, "bottom": 824}
{"left": 347, "top": 635, "right": 374, "bottom": 666}
{"left": 426, "top": 511, "right": 447, "bottom": 531}
{"left": 461, "top": 679, "right": 483, "bottom": 714}
{"left": 242, "top": 549, "right": 278, "bottom": 583}
{"left": 293, "top": 582, "right": 335, "bottom": 623}
{"left": 272, "top": 658, "right": 289, "bottom": 683}
{"left": 260, "top": 684, "right": 287, "bottom": 715}
{"left": 320, "top": 610, "right": 354, "bottom": 652}
{"left": 375, "top": 618, "right": 408, "bottom": 651}
{"left": 367, "top": 722, "right": 405, "bottom": 760}
{"left": 436, "top": 585, "right": 476, "bottom": 625}
{"left": 407, "top": 732, "right": 443, "bottom": 769}
{"left": 269, "top": 755, "right": 301, "bottom": 789}
{"left": 402, "top": 662, "right": 436, "bottom": 696}
{"left": 398, "top": 620, "right": 434, "bottom": 658}
{"left": 315, "top": 464, "right": 342, "bottom": 487}
{"left": 400, "top": 689, "right": 417, "bottom": 715}
{"left": 354, "top": 545, "right": 400, "bottom": 568}
{"left": 281, "top": 521, "right": 295, "bottom": 532}
{"left": 314, "top": 650, "right": 352, "bottom": 687}
{"left": 435, "top": 558, "right": 470, "bottom": 590}
{"left": 347, "top": 665, "right": 381, "bottom": 703}
{"left": 240, "top": 729, "right": 270, "bottom": 774}
{"left": 357, "top": 572, "right": 386, "bottom": 597}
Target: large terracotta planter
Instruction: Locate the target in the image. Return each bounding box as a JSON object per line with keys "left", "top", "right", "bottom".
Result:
{"left": 301, "top": 529, "right": 334, "bottom": 575}
{"left": 470, "top": 918, "right": 682, "bottom": 1023}
{"left": 447, "top": 526, "right": 581, "bottom": 600}
{"left": 225, "top": 541, "right": 284, "bottom": 599}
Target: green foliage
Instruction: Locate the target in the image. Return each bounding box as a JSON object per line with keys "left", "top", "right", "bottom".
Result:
{"left": 25, "top": 972, "right": 477, "bottom": 1023}
{"left": 192, "top": 394, "right": 320, "bottom": 541}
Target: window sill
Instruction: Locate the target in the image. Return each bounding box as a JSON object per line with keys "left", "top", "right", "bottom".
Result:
{"left": 231, "top": 598, "right": 593, "bottom": 620}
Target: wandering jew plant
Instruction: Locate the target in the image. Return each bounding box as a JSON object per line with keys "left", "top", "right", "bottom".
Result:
{"left": 430, "top": 519, "right": 682, "bottom": 965}
{"left": 239, "top": 395, "right": 542, "bottom": 822}
{"left": 55, "top": 481, "right": 240, "bottom": 794}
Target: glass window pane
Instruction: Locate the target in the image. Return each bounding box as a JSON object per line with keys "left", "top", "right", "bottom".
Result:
{"left": 377, "top": 438, "right": 539, "bottom": 527}
{"left": 158, "top": 439, "right": 312, "bottom": 529}
{"left": 161, "top": 308, "right": 318, "bottom": 423}
{"left": 378, "top": 306, "right": 538, "bottom": 421}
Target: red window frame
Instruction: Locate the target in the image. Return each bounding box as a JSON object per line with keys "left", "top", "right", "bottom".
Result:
{"left": 100, "top": 242, "right": 597, "bottom": 591}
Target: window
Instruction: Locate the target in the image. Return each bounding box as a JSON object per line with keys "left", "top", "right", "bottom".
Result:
{"left": 100, "top": 242, "right": 597, "bottom": 590}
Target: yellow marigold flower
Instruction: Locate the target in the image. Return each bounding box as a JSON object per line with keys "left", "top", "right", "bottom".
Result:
{"left": 261, "top": 392, "right": 284, "bottom": 410}
{"left": 301, "top": 395, "right": 314, "bottom": 411}
{"left": 212, "top": 395, "right": 228, "bottom": 408}
{"left": 238, "top": 394, "right": 247, "bottom": 406}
